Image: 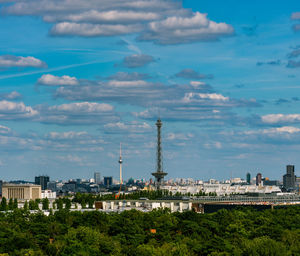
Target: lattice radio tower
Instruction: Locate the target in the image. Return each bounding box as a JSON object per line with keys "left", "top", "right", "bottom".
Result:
{"left": 151, "top": 119, "right": 167, "bottom": 189}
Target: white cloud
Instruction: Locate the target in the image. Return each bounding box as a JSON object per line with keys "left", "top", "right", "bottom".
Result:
{"left": 0, "top": 91, "right": 22, "bottom": 100}
{"left": 2, "top": 1, "right": 233, "bottom": 45}
{"left": 104, "top": 121, "right": 151, "bottom": 133}
{"left": 39, "top": 102, "right": 118, "bottom": 125}
{"left": 190, "top": 81, "right": 207, "bottom": 88}
{"left": 38, "top": 74, "right": 79, "bottom": 86}
{"left": 182, "top": 93, "right": 229, "bottom": 102}
{"left": 107, "top": 80, "right": 149, "bottom": 87}
{"left": 49, "top": 102, "right": 113, "bottom": 112}
{"left": 118, "top": 54, "right": 155, "bottom": 68}
{"left": 0, "top": 100, "right": 38, "bottom": 119}
{"left": 245, "top": 126, "right": 300, "bottom": 135}
{"left": 47, "top": 131, "right": 88, "bottom": 139}
{"left": 51, "top": 22, "right": 142, "bottom": 36}
{"left": 261, "top": 114, "right": 300, "bottom": 124}
{"left": 0, "top": 55, "right": 46, "bottom": 68}
{"left": 291, "top": 12, "right": 300, "bottom": 20}
{"left": 140, "top": 12, "right": 234, "bottom": 44}
{"left": 45, "top": 10, "right": 160, "bottom": 23}
{"left": 166, "top": 132, "right": 194, "bottom": 141}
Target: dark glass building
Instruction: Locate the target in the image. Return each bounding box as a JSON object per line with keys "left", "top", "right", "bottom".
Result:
{"left": 246, "top": 173, "right": 251, "bottom": 184}
{"left": 35, "top": 176, "right": 50, "bottom": 190}
{"left": 104, "top": 176, "right": 113, "bottom": 187}
{"left": 283, "top": 165, "right": 296, "bottom": 191}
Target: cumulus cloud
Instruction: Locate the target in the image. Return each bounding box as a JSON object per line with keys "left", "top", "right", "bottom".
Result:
{"left": 117, "top": 54, "right": 155, "bottom": 68}
{"left": 0, "top": 55, "right": 46, "bottom": 68}
{"left": 166, "top": 132, "right": 194, "bottom": 141}
{"left": 261, "top": 114, "right": 300, "bottom": 124}
{"left": 0, "top": 100, "right": 38, "bottom": 120}
{"left": 0, "top": 91, "right": 22, "bottom": 100}
{"left": 104, "top": 121, "right": 151, "bottom": 133}
{"left": 51, "top": 71, "right": 259, "bottom": 123}
{"left": 139, "top": 12, "right": 234, "bottom": 44}
{"left": 38, "top": 74, "right": 79, "bottom": 86}
{"left": 39, "top": 102, "right": 119, "bottom": 125}
{"left": 182, "top": 93, "right": 229, "bottom": 102}
{"left": 175, "top": 69, "right": 213, "bottom": 79}
{"left": 2, "top": 0, "right": 233, "bottom": 45}
{"left": 44, "top": 10, "right": 160, "bottom": 23}
{"left": 107, "top": 72, "right": 150, "bottom": 81}
{"left": 50, "top": 22, "right": 142, "bottom": 36}
{"left": 46, "top": 131, "right": 88, "bottom": 140}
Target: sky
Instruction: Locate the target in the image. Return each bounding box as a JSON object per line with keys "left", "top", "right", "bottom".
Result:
{"left": 0, "top": 0, "right": 300, "bottom": 182}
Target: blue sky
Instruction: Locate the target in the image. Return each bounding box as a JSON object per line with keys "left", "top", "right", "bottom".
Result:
{"left": 0, "top": 0, "right": 300, "bottom": 182}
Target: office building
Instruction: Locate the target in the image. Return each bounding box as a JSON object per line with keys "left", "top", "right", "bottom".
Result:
{"left": 104, "top": 176, "right": 113, "bottom": 187}
{"left": 2, "top": 183, "right": 41, "bottom": 200}
{"left": 246, "top": 173, "right": 251, "bottom": 184}
{"left": 35, "top": 176, "right": 50, "bottom": 190}
{"left": 47, "top": 181, "right": 57, "bottom": 192}
{"left": 94, "top": 172, "right": 101, "bottom": 184}
{"left": 283, "top": 165, "right": 296, "bottom": 191}
{"left": 256, "top": 173, "right": 262, "bottom": 186}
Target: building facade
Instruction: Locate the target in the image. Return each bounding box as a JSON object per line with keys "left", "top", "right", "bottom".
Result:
{"left": 2, "top": 183, "right": 41, "bottom": 200}
{"left": 94, "top": 172, "right": 101, "bottom": 184}
{"left": 256, "top": 173, "right": 262, "bottom": 186}
{"left": 35, "top": 176, "right": 50, "bottom": 190}
{"left": 104, "top": 176, "right": 113, "bottom": 187}
{"left": 246, "top": 173, "right": 251, "bottom": 184}
{"left": 283, "top": 165, "right": 296, "bottom": 191}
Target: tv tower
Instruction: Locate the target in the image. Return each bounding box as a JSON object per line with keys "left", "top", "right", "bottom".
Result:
{"left": 119, "top": 143, "right": 123, "bottom": 185}
{"left": 151, "top": 119, "right": 167, "bottom": 189}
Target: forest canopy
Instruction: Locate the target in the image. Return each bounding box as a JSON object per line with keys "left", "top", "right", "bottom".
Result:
{"left": 0, "top": 206, "right": 299, "bottom": 255}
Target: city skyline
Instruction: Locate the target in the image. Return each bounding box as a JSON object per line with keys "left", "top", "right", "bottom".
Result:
{"left": 0, "top": 1, "right": 300, "bottom": 181}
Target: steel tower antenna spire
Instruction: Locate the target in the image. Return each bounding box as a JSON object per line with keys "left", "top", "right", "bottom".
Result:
{"left": 151, "top": 119, "right": 167, "bottom": 189}
{"left": 119, "top": 143, "right": 123, "bottom": 185}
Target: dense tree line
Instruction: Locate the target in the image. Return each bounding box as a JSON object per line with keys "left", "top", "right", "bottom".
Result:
{"left": 0, "top": 206, "right": 300, "bottom": 255}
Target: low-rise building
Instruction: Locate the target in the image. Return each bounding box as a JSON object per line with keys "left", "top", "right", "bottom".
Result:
{"left": 41, "top": 190, "right": 56, "bottom": 199}
{"left": 2, "top": 183, "right": 41, "bottom": 200}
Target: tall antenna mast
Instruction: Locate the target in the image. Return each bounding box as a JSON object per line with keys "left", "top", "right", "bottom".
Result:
{"left": 119, "top": 143, "right": 123, "bottom": 185}
{"left": 151, "top": 119, "right": 167, "bottom": 189}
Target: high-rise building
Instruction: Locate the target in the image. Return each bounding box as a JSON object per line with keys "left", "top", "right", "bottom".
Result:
{"left": 283, "top": 165, "right": 296, "bottom": 191}
{"left": 35, "top": 176, "right": 50, "bottom": 190}
{"left": 104, "top": 176, "right": 113, "bottom": 187}
{"left": 94, "top": 172, "right": 101, "bottom": 184}
{"left": 246, "top": 173, "right": 251, "bottom": 184}
{"left": 256, "top": 173, "right": 262, "bottom": 186}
